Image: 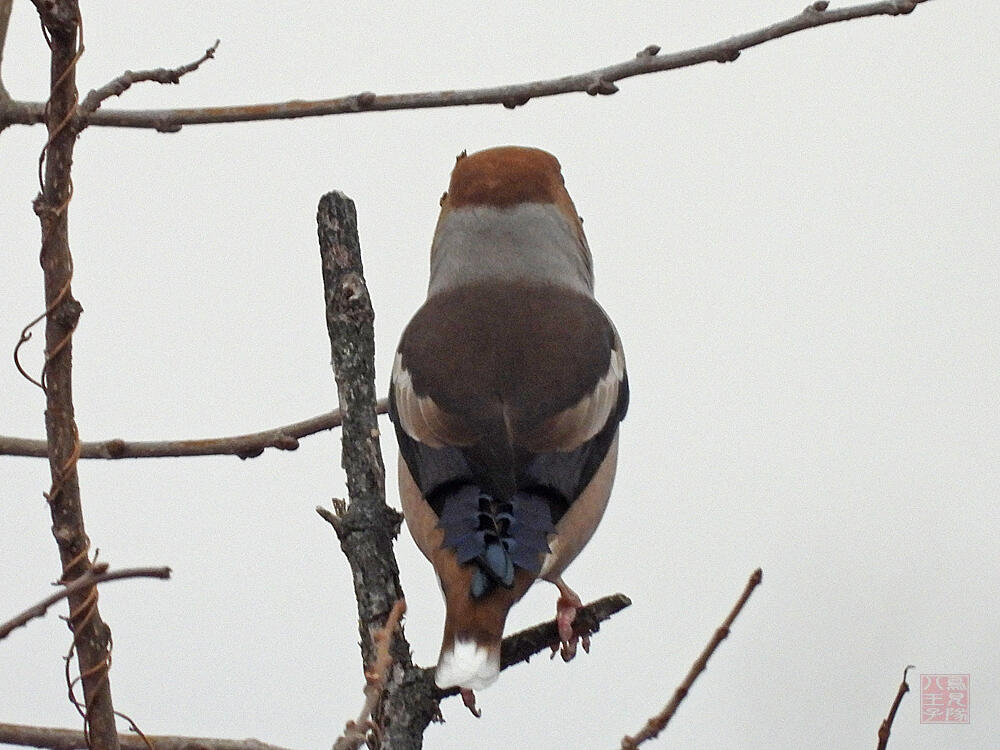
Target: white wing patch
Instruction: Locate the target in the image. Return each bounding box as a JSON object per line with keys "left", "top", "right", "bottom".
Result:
{"left": 521, "top": 344, "right": 625, "bottom": 453}
{"left": 391, "top": 353, "right": 476, "bottom": 448}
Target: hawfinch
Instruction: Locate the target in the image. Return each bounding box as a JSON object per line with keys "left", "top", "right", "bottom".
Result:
{"left": 389, "top": 146, "right": 628, "bottom": 698}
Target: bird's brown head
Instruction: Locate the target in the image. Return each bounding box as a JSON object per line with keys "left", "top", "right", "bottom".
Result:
{"left": 440, "top": 146, "right": 578, "bottom": 220}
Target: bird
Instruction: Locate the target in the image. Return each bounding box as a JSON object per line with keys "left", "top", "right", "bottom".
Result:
{"left": 388, "top": 146, "right": 628, "bottom": 708}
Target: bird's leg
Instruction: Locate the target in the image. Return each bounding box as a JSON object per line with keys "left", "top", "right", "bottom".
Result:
{"left": 460, "top": 688, "right": 482, "bottom": 718}
{"left": 551, "top": 577, "right": 590, "bottom": 662}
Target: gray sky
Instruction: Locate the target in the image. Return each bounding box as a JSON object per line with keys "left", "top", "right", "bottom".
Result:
{"left": 2, "top": 2, "right": 997, "bottom": 749}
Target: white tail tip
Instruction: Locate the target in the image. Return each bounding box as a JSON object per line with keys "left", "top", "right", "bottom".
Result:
{"left": 435, "top": 639, "right": 500, "bottom": 690}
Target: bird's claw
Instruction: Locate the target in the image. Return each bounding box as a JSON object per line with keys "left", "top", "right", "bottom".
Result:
{"left": 460, "top": 688, "right": 482, "bottom": 718}
{"left": 554, "top": 584, "right": 587, "bottom": 661}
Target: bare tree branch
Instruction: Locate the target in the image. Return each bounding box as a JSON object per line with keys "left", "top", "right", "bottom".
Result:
{"left": 77, "top": 40, "right": 219, "bottom": 116}
{"left": 1, "top": 0, "right": 930, "bottom": 132}
{"left": 0, "top": 724, "right": 296, "bottom": 750}
{"left": 317, "top": 191, "right": 437, "bottom": 750}
{"left": 620, "top": 568, "right": 763, "bottom": 749}
{"left": 876, "top": 665, "right": 914, "bottom": 750}
{"left": 0, "top": 564, "right": 171, "bottom": 642}
{"left": 500, "top": 593, "right": 631, "bottom": 671}
{"left": 0, "top": 399, "right": 389, "bottom": 460}
{"left": 29, "top": 2, "right": 120, "bottom": 748}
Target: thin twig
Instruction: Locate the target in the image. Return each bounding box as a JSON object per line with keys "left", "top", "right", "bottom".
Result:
{"left": 876, "top": 665, "right": 914, "bottom": 750}
{"left": 0, "top": 724, "right": 296, "bottom": 750}
{"left": 621, "top": 568, "right": 763, "bottom": 749}
{"left": 77, "top": 40, "right": 219, "bottom": 116}
{"left": 333, "top": 599, "right": 407, "bottom": 750}
{"left": 0, "top": 564, "right": 171, "bottom": 641}
{"left": 0, "top": 399, "right": 389, "bottom": 460}
{"left": 1, "top": 0, "right": 930, "bottom": 131}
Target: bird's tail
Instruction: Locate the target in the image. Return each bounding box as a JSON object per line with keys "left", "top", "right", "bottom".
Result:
{"left": 432, "top": 485, "right": 551, "bottom": 689}
{"left": 433, "top": 562, "right": 535, "bottom": 689}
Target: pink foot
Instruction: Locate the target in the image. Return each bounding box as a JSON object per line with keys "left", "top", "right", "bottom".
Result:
{"left": 460, "top": 688, "right": 482, "bottom": 718}
{"left": 551, "top": 578, "right": 590, "bottom": 662}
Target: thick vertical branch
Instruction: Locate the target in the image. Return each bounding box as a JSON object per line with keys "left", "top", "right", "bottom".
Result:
{"left": 317, "top": 192, "right": 439, "bottom": 750}
{"left": 31, "top": 2, "right": 120, "bottom": 750}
